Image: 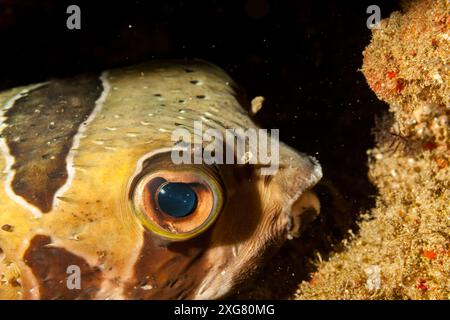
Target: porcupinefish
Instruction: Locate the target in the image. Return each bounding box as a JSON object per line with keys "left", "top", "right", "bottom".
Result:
{"left": 0, "top": 60, "right": 322, "bottom": 299}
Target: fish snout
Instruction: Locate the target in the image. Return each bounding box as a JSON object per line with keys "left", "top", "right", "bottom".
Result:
{"left": 274, "top": 143, "right": 323, "bottom": 239}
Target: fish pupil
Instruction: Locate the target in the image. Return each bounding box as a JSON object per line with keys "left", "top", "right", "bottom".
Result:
{"left": 157, "top": 183, "right": 197, "bottom": 218}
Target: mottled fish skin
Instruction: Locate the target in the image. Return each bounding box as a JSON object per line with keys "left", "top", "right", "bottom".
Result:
{"left": 0, "top": 60, "right": 322, "bottom": 300}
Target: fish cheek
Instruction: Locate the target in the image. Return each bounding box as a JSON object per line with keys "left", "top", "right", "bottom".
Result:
{"left": 188, "top": 168, "right": 290, "bottom": 299}
{"left": 210, "top": 170, "right": 264, "bottom": 246}
{"left": 212, "top": 165, "right": 289, "bottom": 247}
{"left": 124, "top": 230, "right": 215, "bottom": 300}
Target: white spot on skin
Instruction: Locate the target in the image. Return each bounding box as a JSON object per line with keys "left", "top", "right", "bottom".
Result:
{"left": 71, "top": 165, "right": 88, "bottom": 172}
{"left": 126, "top": 133, "right": 138, "bottom": 137}
{"left": 53, "top": 71, "right": 111, "bottom": 210}
{"left": 92, "top": 140, "right": 105, "bottom": 145}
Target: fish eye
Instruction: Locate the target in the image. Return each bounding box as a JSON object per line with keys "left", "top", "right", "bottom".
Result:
{"left": 131, "top": 157, "right": 225, "bottom": 241}
{"left": 157, "top": 182, "right": 198, "bottom": 218}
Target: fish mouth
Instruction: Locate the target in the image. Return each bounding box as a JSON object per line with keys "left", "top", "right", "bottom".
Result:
{"left": 287, "top": 190, "right": 321, "bottom": 239}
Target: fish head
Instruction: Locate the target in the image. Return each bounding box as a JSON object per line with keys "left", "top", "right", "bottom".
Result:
{"left": 123, "top": 139, "right": 321, "bottom": 300}
{"left": 0, "top": 60, "right": 322, "bottom": 300}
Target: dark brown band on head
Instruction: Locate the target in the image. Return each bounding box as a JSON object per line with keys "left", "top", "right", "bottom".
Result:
{"left": 3, "top": 74, "right": 103, "bottom": 212}
{"left": 23, "top": 235, "right": 102, "bottom": 300}
{"left": 124, "top": 231, "right": 212, "bottom": 300}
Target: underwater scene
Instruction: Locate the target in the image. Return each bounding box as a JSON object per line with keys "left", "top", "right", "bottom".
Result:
{"left": 0, "top": 0, "right": 448, "bottom": 304}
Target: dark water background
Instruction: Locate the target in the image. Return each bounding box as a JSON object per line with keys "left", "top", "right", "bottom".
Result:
{"left": 0, "top": 0, "right": 401, "bottom": 298}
